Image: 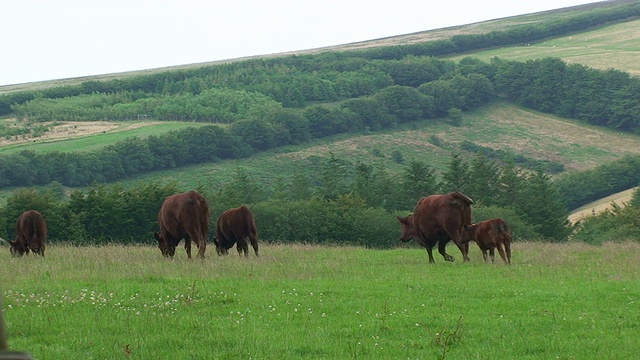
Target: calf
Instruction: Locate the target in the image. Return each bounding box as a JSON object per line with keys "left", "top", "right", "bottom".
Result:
{"left": 460, "top": 218, "right": 512, "bottom": 264}
{"left": 10, "top": 210, "right": 47, "bottom": 257}
{"left": 214, "top": 205, "right": 259, "bottom": 257}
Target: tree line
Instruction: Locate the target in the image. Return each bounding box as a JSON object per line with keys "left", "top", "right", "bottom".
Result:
{"left": 0, "top": 153, "right": 574, "bottom": 248}
{"left": 6, "top": 55, "right": 640, "bottom": 133}
{"left": 1, "top": 0, "right": 638, "bottom": 115}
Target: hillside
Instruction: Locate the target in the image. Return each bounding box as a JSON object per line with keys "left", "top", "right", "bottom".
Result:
{"left": 568, "top": 186, "right": 638, "bottom": 223}
{"left": 0, "top": 0, "right": 639, "bottom": 221}
{"left": 448, "top": 18, "right": 640, "bottom": 75}
{"left": 0, "top": 0, "right": 631, "bottom": 95}
{"left": 46, "top": 101, "right": 636, "bottom": 193}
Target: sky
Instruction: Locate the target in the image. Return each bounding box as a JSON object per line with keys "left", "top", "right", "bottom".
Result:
{"left": 1, "top": 0, "right": 600, "bottom": 86}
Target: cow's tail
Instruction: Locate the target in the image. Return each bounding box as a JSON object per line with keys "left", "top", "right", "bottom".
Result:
{"left": 28, "top": 215, "right": 42, "bottom": 244}
{"left": 496, "top": 220, "right": 512, "bottom": 243}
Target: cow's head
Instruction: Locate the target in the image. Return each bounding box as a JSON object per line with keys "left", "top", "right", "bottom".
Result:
{"left": 9, "top": 239, "right": 27, "bottom": 257}
{"left": 459, "top": 224, "right": 477, "bottom": 244}
{"left": 154, "top": 232, "right": 176, "bottom": 257}
{"left": 397, "top": 215, "right": 417, "bottom": 242}
{"left": 212, "top": 236, "right": 229, "bottom": 256}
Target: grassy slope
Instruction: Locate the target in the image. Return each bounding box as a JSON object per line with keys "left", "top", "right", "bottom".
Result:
{"left": 2, "top": 243, "right": 639, "bottom": 359}
{"left": 1, "top": 100, "right": 639, "bottom": 207}
{"left": 448, "top": 19, "right": 640, "bottom": 75}
{"left": 69, "top": 101, "right": 640, "bottom": 192}
{"left": 0, "top": 1, "right": 638, "bottom": 215}
{"left": 569, "top": 186, "right": 638, "bottom": 223}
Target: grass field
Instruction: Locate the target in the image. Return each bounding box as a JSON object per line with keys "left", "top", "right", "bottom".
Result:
{"left": 1, "top": 242, "right": 638, "bottom": 359}
{"left": 0, "top": 121, "right": 209, "bottom": 155}
{"left": 448, "top": 19, "right": 640, "bottom": 76}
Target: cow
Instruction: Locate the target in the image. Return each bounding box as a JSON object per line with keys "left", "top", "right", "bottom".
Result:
{"left": 153, "top": 191, "right": 210, "bottom": 259}
{"left": 213, "top": 205, "right": 259, "bottom": 257}
{"left": 397, "top": 192, "right": 473, "bottom": 263}
{"left": 10, "top": 210, "right": 47, "bottom": 257}
{"left": 460, "top": 218, "right": 512, "bottom": 264}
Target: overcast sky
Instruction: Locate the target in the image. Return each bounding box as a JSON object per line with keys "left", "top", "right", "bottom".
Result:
{"left": 1, "top": 0, "right": 600, "bottom": 86}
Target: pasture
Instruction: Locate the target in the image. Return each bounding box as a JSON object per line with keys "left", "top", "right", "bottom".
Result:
{"left": 0, "top": 121, "right": 210, "bottom": 155}
{"left": 2, "top": 242, "right": 638, "bottom": 359}
{"left": 448, "top": 19, "right": 640, "bottom": 76}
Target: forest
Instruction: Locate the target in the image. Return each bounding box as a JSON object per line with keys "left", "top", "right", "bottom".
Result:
{"left": 1, "top": 1, "right": 639, "bottom": 244}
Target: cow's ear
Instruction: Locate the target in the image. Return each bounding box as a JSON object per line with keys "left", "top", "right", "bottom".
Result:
{"left": 9, "top": 239, "right": 16, "bottom": 246}
{"left": 153, "top": 232, "right": 161, "bottom": 242}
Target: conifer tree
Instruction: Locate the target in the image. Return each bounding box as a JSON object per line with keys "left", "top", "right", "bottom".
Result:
{"left": 519, "top": 170, "right": 571, "bottom": 241}
{"left": 440, "top": 153, "right": 471, "bottom": 193}
{"left": 400, "top": 159, "right": 439, "bottom": 209}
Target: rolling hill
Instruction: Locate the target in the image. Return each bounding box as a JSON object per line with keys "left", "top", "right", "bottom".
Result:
{"left": 0, "top": 0, "right": 639, "bottom": 220}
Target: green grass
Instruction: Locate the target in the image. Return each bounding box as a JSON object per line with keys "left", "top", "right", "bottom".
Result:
{"left": 0, "top": 121, "right": 208, "bottom": 155}
{"left": 2, "top": 242, "right": 639, "bottom": 359}
{"left": 448, "top": 19, "right": 640, "bottom": 75}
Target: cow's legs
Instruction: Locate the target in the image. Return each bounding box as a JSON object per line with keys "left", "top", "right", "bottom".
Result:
{"left": 489, "top": 248, "right": 496, "bottom": 263}
{"left": 197, "top": 238, "right": 206, "bottom": 259}
{"left": 450, "top": 231, "right": 470, "bottom": 262}
{"left": 249, "top": 234, "right": 259, "bottom": 256}
{"left": 496, "top": 244, "right": 508, "bottom": 264}
{"left": 237, "top": 239, "right": 249, "bottom": 257}
{"left": 437, "top": 240, "right": 455, "bottom": 262}
{"left": 456, "top": 242, "right": 470, "bottom": 262}
{"left": 481, "top": 249, "right": 489, "bottom": 262}
{"left": 505, "top": 241, "right": 512, "bottom": 264}
{"left": 425, "top": 246, "right": 436, "bottom": 264}
{"left": 184, "top": 237, "right": 192, "bottom": 259}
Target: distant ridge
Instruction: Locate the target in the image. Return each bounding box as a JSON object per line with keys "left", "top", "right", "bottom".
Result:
{"left": 0, "top": 0, "right": 628, "bottom": 94}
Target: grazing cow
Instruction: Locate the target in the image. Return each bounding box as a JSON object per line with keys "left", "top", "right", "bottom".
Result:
{"left": 398, "top": 192, "right": 473, "bottom": 263}
{"left": 153, "top": 191, "right": 210, "bottom": 259}
{"left": 460, "top": 218, "right": 512, "bottom": 264}
{"left": 214, "top": 205, "right": 259, "bottom": 257}
{"left": 10, "top": 210, "right": 47, "bottom": 257}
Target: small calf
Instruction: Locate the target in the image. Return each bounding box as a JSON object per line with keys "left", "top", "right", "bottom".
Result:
{"left": 460, "top": 218, "right": 512, "bottom": 264}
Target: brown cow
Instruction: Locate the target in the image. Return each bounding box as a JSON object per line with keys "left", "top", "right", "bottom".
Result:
{"left": 153, "top": 191, "right": 210, "bottom": 259}
{"left": 10, "top": 210, "right": 47, "bottom": 257}
{"left": 460, "top": 218, "right": 512, "bottom": 264}
{"left": 213, "top": 205, "right": 259, "bottom": 257}
{"left": 398, "top": 192, "right": 473, "bottom": 263}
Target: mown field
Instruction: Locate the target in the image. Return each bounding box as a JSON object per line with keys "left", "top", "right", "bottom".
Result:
{"left": 1, "top": 242, "right": 638, "bottom": 359}
{"left": 448, "top": 19, "right": 640, "bottom": 76}
{"left": 0, "top": 121, "right": 208, "bottom": 155}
